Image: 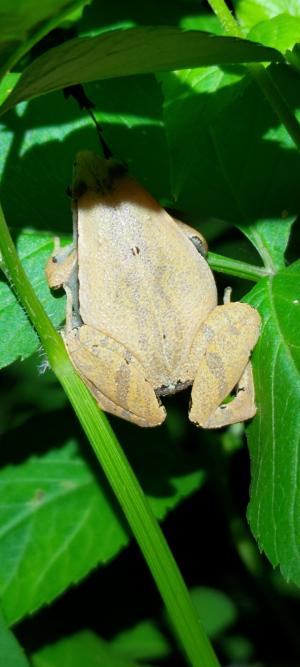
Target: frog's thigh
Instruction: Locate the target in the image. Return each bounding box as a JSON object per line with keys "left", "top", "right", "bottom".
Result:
{"left": 189, "top": 303, "right": 260, "bottom": 428}
{"left": 66, "top": 325, "right": 166, "bottom": 428}
{"left": 45, "top": 238, "right": 76, "bottom": 289}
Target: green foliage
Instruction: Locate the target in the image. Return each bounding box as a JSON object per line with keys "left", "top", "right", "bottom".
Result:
{"left": 238, "top": 217, "right": 295, "bottom": 271}
{"left": 0, "top": 0, "right": 300, "bottom": 665}
{"left": 31, "top": 627, "right": 163, "bottom": 667}
{"left": 0, "top": 0, "right": 86, "bottom": 42}
{"left": 0, "top": 609, "right": 30, "bottom": 667}
{"left": 189, "top": 588, "right": 237, "bottom": 638}
{"left": 0, "top": 440, "right": 204, "bottom": 624}
{"left": 0, "top": 28, "right": 282, "bottom": 115}
{"left": 248, "top": 14, "right": 300, "bottom": 52}
{"left": 31, "top": 590, "right": 237, "bottom": 667}
{"left": 159, "top": 64, "right": 300, "bottom": 221}
{"left": 0, "top": 231, "right": 66, "bottom": 368}
{"left": 111, "top": 619, "right": 171, "bottom": 661}
{"left": 246, "top": 261, "right": 300, "bottom": 585}
{"left": 236, "top": 0, "right": 300, "bottom": 29}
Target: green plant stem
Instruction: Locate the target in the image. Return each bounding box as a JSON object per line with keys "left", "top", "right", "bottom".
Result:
{"left": 206, "top": 0, "right": 241, "bottom": 37}
{"left": 207, "top": 0, "right": 300, "bottom": 152}
{"left": 0, "top": 0, "right": 87, "bottom": 82}
{"left": 208, "top": 252, "right": 271, "bottom": 281}
{"left": 0, "top": 204, "right": 221, "bottom": 667}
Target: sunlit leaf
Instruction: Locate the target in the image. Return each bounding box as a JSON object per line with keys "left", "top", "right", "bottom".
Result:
{"left": 248, "top": 14, "right": 300, "bottom": 52}
{"left": 236, "top": 0, "right": 300, "bottom": 30}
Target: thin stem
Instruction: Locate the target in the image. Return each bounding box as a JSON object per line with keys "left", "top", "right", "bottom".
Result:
{"left": 206, "top": 0, "right": 242, "bottom": 37}
{"left": 208, "top": 252, "right": 271, "bottom": 281}
{"left": 0, "top": 204, "right": 221, "bottom": 667}
{"left": 207, "top": 0, "right": 300, "bottom": 153}
{"left": 0, "top": 0, "right": 86, "bottom": 82}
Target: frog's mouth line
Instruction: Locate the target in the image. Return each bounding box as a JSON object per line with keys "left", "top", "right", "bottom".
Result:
{"left": 155, "top": 378, "right": 191, "bottom": 398}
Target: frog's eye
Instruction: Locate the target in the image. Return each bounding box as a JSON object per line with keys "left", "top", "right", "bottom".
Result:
{"left": 190, "top": 236, "right": 208, "bottom": 257}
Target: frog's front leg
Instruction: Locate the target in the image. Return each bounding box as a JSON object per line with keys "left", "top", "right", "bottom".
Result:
{"left": 66, "top": 325, "right": 166, "bottom": 428}
{"left": 188, "top": 302, "right": 260, "bottom": 428}
{"left": 45, "top": 237, "right": 77, "bottom": 289}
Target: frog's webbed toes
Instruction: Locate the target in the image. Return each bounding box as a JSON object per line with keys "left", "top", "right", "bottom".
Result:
{"left": 188, "top": 302, "right": 260, "bottom": 429}
{"left": 66, "top": 325, "right": 166, "bottom": 427}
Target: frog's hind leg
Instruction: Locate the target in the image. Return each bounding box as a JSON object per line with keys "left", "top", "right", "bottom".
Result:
{"left": 66, "top": 325, "right": 166, "bottom": 428}
{"left": 188, "top": 302, "right": 260, "bottom": 428}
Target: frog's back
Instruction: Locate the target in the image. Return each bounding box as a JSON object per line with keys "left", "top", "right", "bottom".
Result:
{"left": 77, "top": 174, "right": 217, "bottom": 389}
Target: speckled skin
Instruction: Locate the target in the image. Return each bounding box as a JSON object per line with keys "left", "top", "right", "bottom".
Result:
{"left": 46, "top": 152, "right": 260, "bottom": 428}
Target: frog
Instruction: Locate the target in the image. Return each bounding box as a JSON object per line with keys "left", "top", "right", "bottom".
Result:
{"left": 46, "top": 151, "right": 261, "bottom": 428}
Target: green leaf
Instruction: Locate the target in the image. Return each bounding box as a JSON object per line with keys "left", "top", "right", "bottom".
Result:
{"left": 246, "top": 260, "right": 300, "bottom": 587}
{"left": 238, "top": 216, "right": 295, "bottom": 271}
{"left": 0, "top": 230, "right": 67, "bottom": 369}
{"left": 112, "top": 620, "right": 171, "bottom": 661}
{"left": 236, "top": 0, "right": 300, "bottom": 30}
{"left": 31, "top": 629, "right": 156, "bottom": 667}
{"left": 222, "top": 634, "right": 254, "bottom": 662}
{"left": 0, "top": 0, "right": 90, "bottom": 85}
{"left": 248, "top": 14, "right": 300, "bottom": 52}
{"left": 0, "top": 27, "right": 283, "bottom": 116}
{"left": 190, "top": 588, "right": 237, "bottom": 638}
{"left": 0, "top": 440, "right": 204, "bottom": 624}
{"left": 32, "top": 619, "right": 172, "bottom": 666}
{"left": 159, "top": 62, "right": 300, "bottom": 221}
{"left": 286, "top": 42, "right": 300, "bottom": 72}
{"left": 0, "top": 0, "right": 85, "bottom": 42}
{"left": 0, "top": 354, "right": 66, "bottom": 434}
{"left": 0, "top": 74, "right": 169, "bottom": 234}
{"left": 0, "top": 74, "right": 21, "bottom": 108}
{"left": 0, "top": 608, "right": 30, "bottom": 667}
{"left": 179, "top": 13, "right": 224, "bottom": 34}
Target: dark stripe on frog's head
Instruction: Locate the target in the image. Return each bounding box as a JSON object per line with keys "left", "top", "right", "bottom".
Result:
{"left": 72, "top": 151, "right": 127, "bottom": 199}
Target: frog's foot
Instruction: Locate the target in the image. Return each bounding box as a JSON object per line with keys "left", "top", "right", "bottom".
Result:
{"left": 45, "top": 237, "right": 76, "bottom": 289}
{"left": 192, "top": 362, "right": 256, "bottom": 428}
{"left": 188, "top": 302, "right": 261, "bottom": 428}
{"left": 66, "top": 325, "right": 166, "bottom": 428}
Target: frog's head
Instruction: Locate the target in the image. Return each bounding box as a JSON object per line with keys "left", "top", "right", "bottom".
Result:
{"left": 72, "top": 151, "right": 127, "bottom": 199}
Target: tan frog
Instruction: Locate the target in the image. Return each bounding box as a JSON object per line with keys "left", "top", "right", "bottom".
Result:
{"left": 46, "top": 151, "right": 260, "bottom": 428}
